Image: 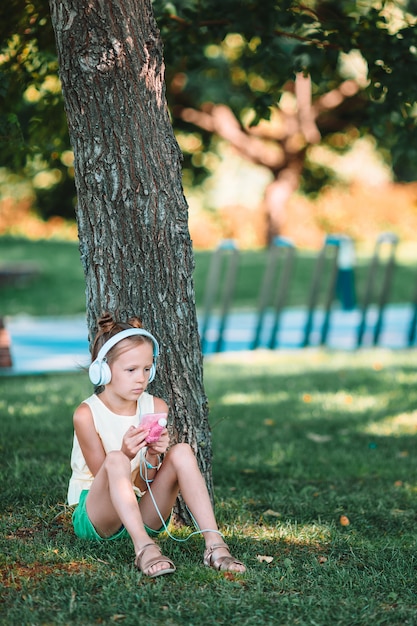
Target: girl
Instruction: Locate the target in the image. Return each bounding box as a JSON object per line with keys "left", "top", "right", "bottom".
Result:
{"left": 67, "top": 312, "right": 246, "bottom": 578}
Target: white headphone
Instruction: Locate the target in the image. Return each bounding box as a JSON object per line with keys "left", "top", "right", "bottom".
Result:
{"left": 88, "top": 328, "right": 159, "bottom": 386}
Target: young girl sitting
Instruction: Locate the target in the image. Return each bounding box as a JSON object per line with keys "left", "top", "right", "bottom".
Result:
{"left": 67, "top": 312, "right": 246, "bottom": 578}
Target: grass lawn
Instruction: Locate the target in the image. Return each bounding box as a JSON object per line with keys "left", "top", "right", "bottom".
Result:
{"left": 1, "top": 349, "right": 417, "bottom": 624}
{"left": 1, "top": 236, "right": 417, "bottom": 317}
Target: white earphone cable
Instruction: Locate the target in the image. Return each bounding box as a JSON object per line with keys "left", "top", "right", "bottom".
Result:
{"left": 137, "top": 400, "right": 223, "bottom": 542}
{"left": 139, "top": 450, "right": 223, "bottom": 543}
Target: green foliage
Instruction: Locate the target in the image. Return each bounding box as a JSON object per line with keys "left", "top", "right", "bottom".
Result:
{"left": 0, "top": 237, "right": 86, "bottom": 315}
{"left": 2, "top": 350, "right": 417, "bottom": 623}
{"left": 157, "top": 1, "right": 417, "bottom": 102}
{"left": 0, "top": 0, "right": 75, "bottom": 216}
{"left": 157, "top": 0, "right": 417, "bottom": 181}
{"left": 1, "top": 0, "right": 417, "bottom": 220}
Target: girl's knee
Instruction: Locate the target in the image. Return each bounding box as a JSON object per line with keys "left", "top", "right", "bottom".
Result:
{"left": 166, "top": 442, "right": 197, "bottom": 466}
{"left": 104, "top": 449, "right": 130, "bottom": 472}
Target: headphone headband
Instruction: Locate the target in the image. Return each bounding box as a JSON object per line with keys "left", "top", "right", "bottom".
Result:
{"left": 96, "top": 328, "right": 159, "bottom": 362}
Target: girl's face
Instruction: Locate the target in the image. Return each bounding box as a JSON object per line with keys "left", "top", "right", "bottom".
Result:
{"left": 107, "top": 340, "right": 154, "bottom": 400}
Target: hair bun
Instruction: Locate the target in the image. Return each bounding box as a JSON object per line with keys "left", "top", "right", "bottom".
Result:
{"left": 127, "top": 316, "right": 143, "bottom": 329}
{"left": 97, "top": 312, "right": 117, "bottom": 333}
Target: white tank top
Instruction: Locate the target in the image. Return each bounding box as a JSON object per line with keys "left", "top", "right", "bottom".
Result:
{"left": 67, "top": 392, "right": 154, "bottom": 505}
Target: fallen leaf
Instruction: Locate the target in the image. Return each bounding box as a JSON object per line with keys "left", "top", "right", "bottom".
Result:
{"left": 339, "top": 515, "right": 350, "bottom": 526}
{"left": 263, "top": 509, "right": 281, "bottom": 518}
{"left": 317, "top": 555, "right": 328, "bottom": 564}
{"left": 391, "top": 508, "right": 414, "bottom": 517}
{"left": 306, "top": 432, "right": 332, "bottom": 443}
{"left": 256, "top": 555, "right": 274, "bottom": 564}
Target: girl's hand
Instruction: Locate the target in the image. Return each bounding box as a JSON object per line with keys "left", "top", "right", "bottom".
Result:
{"left": 146, "top": 427, "right": 169, "bottom": 457}
{"left": 121, "top": 425, "right": 148, "bottom": 459}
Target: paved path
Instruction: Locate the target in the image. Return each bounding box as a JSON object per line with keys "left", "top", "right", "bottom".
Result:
{"left": 1, "top": 304, "right": 415, "bottom": 375}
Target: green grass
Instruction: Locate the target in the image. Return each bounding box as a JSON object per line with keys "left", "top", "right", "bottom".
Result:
{"left": 0, "top": 237, "right": 86, "bottom": 316}
{"left": 1, "top": 235, "right": 417, "bottom": 317}
{"left": 2, "top": 349, "right": 417, "bottom": 624}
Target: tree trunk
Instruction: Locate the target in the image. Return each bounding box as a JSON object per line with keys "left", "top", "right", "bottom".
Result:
{"left": 48, "top": 0, "right": 213, "bottom": 513}
{"left": 264, "top": 157, "right": 305, "bottom": 242}
{"left": 0, "top": 317, "right": 12, "bottom": 368}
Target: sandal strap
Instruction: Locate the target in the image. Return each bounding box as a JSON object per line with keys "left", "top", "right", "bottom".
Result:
{"left": 204, "top": 542, "right": 229, "bottom": 562}
{"left": 203, "top": 542, "right": 245, "bottom": 572}
{"left": 136, "top": 542, "right": 159, "bottom": 563}
{"left": 135, "top": 542, "right": 176, "bottom": 578}
{"left": 204, "top": 542, "right": 241, "bottom": 571}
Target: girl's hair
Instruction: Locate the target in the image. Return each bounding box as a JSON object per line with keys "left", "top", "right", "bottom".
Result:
{"left": 91, "top": 311, "right": 151, "bottom": 364}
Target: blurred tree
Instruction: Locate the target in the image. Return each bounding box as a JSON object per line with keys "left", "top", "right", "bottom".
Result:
{"left": 154, "top": 0, "right": 417, "bottom": 239}
{"left": 1, "top": 1, "right": 417, "bottom": 235}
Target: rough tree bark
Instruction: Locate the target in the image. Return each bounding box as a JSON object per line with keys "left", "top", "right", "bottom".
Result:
{"left": 48, "top": 0, "right": 213, "bottom": 511}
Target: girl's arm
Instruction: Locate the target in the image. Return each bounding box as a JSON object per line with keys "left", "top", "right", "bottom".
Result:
{"left": 73, "top": 402, "right": 106, "bottom": 476}
{"left": 153, "top": 397, "right": 169, "bottom": 415}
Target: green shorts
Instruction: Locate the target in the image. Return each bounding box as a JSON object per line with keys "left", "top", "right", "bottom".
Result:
{"left": 72, "top": 489, "right": 169, "bottom": 541}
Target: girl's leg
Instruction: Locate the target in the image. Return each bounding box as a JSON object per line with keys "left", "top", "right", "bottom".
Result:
{"left": 139, "top": 443, "right": 217, "bottom": 535}
{"left": 85, "top": 450, "right": 174, "bottom": 576}
{"left": 140, "top": 443, "right": 246, "bottom": 572}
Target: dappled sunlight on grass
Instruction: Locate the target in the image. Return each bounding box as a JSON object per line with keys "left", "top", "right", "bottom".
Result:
{"left": 362, "top": 411, "right": 417, "bottom": 436}
{"left": 219, "top": 391, "right": 289, "bottom": 406}
{"left": 206, "top": 348, "right": 417, "bottom": 374}
{"left": 1, "top": 400, "right": 45, "bottom": 417}
{"left": 403, "top": 482, "right": 417, "bottom": 495}
{"left": 303, "top": 391, "right": 382, "bottom": 414}
{"left": 206, "top": 351, "right": 417, "bottom": 435}
{"left": 238, "top": 519, "right": 334, "bottom": 545}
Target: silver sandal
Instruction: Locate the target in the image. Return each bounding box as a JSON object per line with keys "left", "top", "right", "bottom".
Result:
{"left": 203, "top": 542, "right": 246, "bottom": 572}
{"left": 135, "top": 542, "right": 176, "bottom": 578}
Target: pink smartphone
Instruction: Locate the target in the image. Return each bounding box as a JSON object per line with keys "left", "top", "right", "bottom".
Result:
{"left": 140, "top": 412, "right": 168, "bottom": 443}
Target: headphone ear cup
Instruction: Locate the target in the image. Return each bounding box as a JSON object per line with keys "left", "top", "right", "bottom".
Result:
{"left": 89, "top": 359, "right": 112, "bottom": 385}
{"left": 89, "top": 359, "right": 101, "bottom": 385}
{"left": 99, "top": 361, "right": 112, "bottom": 385}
